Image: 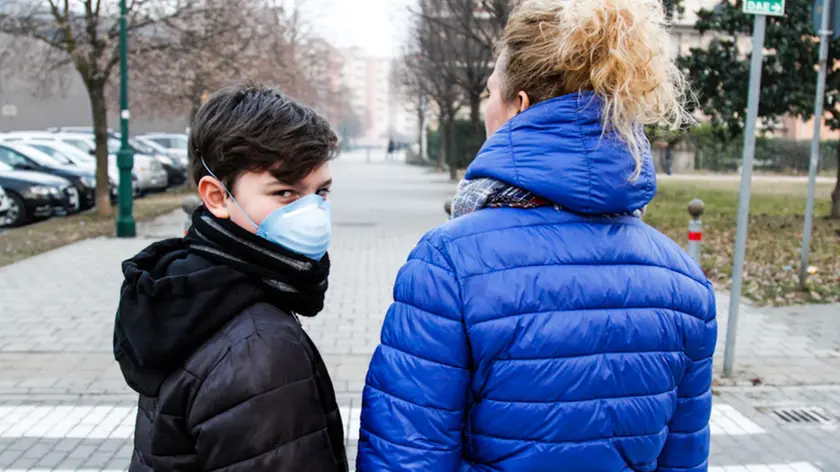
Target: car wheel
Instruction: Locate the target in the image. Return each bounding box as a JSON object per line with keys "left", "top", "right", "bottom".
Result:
{"left": 4, "top": 193, "right": 27, "bottom": 227}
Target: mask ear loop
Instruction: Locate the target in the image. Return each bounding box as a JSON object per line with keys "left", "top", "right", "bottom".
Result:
{"left": 200, "top": 157, "right": 260, "bottom": 231}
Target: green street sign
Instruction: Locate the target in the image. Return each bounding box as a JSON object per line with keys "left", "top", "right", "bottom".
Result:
{"left": 743, "top": 0, "right": 786, "bottom": 16}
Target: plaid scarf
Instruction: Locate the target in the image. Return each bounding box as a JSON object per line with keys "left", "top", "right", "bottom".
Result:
{"left": 451, "top": 177, "right": 646, "bottom": 220}
{"left": 451, "top": 178, "right": 551, "bottom": 220}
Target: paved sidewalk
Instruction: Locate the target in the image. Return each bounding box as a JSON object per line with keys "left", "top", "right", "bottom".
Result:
{"left": 713, "top": 293, "right": 840, "bottom": 386}
{"left": 0, "top": 150, "right": 838, "bottom": 470}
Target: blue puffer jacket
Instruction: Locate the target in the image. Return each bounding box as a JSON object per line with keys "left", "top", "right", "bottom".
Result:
{"left": 357, "top": 92, "right": 717, "bottom": 472}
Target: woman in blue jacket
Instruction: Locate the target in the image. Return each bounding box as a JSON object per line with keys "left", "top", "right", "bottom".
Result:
{"left": 358, "top": 0, "right": 717, "bottom": 470}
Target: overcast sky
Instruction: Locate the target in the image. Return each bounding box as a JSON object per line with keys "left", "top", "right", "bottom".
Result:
{"left": 303, "top": 0, "right": 417, "bottom": 57}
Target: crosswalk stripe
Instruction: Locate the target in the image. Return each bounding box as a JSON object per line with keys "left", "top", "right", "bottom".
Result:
{"left": 0, "top": 405, "right": 135, "bottom": 439}
{"left": 710, "top": 403, "right": 766, "bottom": 436}
{"left": 0, "top": 463, "right": 823, "bottom": 472}
{"left": 1, "top": 403, "right": 765, "bottom": 440}
{"left": 709, "top": 462, "right": 821, "bottom": 472}
{"left": 0, "top": 470, "right": 126, "bottom": 472}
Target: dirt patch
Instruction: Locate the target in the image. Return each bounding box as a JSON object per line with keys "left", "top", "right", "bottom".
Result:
{"left": 0, "top": 189, "right": 194, "bottom": 268}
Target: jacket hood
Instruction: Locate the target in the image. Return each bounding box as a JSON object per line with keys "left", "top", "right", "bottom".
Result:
{"left": 114, "top": 237, "right": 268, "bottom": 396}
{"left": 465, "top": 91, "right": 657, "bottom": 214}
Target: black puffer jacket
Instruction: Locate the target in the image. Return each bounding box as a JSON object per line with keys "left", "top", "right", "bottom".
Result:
{"left": 114, "top": 222, "right": 347, "bottom": 472}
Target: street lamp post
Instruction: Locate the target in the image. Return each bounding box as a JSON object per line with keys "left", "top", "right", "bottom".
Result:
{"left": 116, "top": 0, "right": 136, "bottom": 237}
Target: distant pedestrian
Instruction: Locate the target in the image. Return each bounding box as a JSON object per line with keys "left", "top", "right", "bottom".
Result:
{"left": 665, "top": 144, "right": 674, "bottom": 175}
{"left": 114, "top": 84, "right": 347, "bottom": 472}
{"left": 357, "top": 0, "right": 717, "bottom": 471}
{"left": 386, "top": 138, "right": 395, "bottom": 160}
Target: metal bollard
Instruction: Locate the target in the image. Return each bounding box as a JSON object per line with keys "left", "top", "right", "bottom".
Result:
{"left": 687, "top": 198, "right": 705, "bottom": 264}
{"left": 181, "top": 195, "right": 202, "bottom": 235}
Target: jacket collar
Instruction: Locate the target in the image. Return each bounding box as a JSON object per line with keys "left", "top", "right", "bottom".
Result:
{"left": 465, "top": 91, "right": 657, "bottom": 215}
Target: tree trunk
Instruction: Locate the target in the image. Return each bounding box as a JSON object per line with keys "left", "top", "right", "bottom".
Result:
{"left": 469, "top": 93, "right": 482, "bottom": 134}
{"left": 468, "top": 92, "right": 486, "bottom": 165}
{"left": 417, "top": 108, "right": 425, "bottom": 162}
{"left": 447, "top": 114, "right": 458, "bottom": 182}
{"left": 437, "top": 114, "right": 446, "bottom": 172}
{"left": 87, "top": 82, "right": 113, "bottom": 218}
{"left": 831, "top": 142, "right": 840, "bottom": 218}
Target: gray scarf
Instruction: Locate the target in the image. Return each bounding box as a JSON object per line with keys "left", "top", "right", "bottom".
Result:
{"left": 451, "top": 178, "right": 646, "bottom": 220}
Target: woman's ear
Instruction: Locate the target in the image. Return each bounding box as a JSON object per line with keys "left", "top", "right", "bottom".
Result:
{"left": 517, "top": 91, "right": 531, "bottom": 113}
{"left": 198, "top": 176, "right": 231, "bottom": 219}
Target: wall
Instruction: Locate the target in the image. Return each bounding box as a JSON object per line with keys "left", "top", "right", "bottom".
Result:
{"left": 651, "top": 145, "right": 696, "bottom": 174}
{"left": 0, "top": 68, "right": 189, "bottom": 134}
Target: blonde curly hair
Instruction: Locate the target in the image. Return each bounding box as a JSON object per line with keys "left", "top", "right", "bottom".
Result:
{"left": 500, "top": 0, "right": 692, "bottom": 178}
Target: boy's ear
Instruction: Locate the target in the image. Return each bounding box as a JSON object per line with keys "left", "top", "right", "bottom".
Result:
{"left": 198, "top": 176, "right": 231, "bottom": 219}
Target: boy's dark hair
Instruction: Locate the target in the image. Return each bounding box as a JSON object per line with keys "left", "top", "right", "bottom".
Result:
{"left": 189, "top": 83, "right": 338, "bottom": 188}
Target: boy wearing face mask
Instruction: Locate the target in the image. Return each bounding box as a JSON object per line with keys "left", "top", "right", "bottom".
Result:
{"left": 113, "top": 84, "right": 348, "bottom": 472}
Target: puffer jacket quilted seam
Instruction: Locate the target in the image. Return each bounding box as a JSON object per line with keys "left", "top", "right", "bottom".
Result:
{"left": 470, "top": 307, "right": 708, "bottom": 329}
{"left": 571, "top": 97, "right": 595, "bottom": 212}
{"left": 460, "top": 261, "right": 704, "bottom": 285}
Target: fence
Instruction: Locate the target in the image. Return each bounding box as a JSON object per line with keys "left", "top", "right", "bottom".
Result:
{"left": 425, "top": 121, "right": 840, "bottom": 175}
{"left": 426, "top": 120, "right": 486, "bottom": 170}
{"left": 689, "top": 135, "right": 840, "bottom": 174}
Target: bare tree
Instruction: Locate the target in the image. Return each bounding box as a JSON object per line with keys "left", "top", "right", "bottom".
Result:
{"left": 406, "top": 4, "right": 463, "bottom": 177}
{"left": 259, "top": 0, "right": 314, "bottom": 100}
{"left": 407, "top": 0, "right": 511, "bottom": 178}
{"left": 126, "top": 0, "right": 271, "bottom": 123}
{"left": 247, "top": 0, "right": 346, "bottom": 126}
{"left": 396, "top": 54, "right": 431, "bottom": 162}
{"left": 1, "top": 0, "right": 215, "bottom": 216}
{"left": 440, "top": 0, "right": 506, "bottom": 139}
{"left": 123, "top": 0, "right": 344, "bottom": 129}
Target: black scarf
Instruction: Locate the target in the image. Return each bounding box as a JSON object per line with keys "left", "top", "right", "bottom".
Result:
{"left": 185, "top": 208, "right": 330, "bottom": 317}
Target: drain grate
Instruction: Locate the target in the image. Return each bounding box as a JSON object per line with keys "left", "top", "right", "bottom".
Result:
{"left": 769, "top": 407, "right": 835, "bottom": 426}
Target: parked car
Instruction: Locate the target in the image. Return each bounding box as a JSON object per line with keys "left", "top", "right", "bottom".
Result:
{"left": 0, "top": 161, "right": 76, "bottom": 226}
{"left": 47, "top": 128, "right": 187, "bottom": 187}
{"left": 19, "top": 140, "right": 94, "bottom": 166}
{"left": 0, "top": 132, "right": 167, "bottom": 194}
{"left": 135, "top": 136, "right": 187, "bottom": 167}
{"left": 128, "top": 138, "right": 186, "bottom": 187}
{"left": 0, "top": 185, "right": 9, "bottom": 223}
{"left": 13, "top": 140, "right": 138, "bottom": 197}
{"left": 0, "top": 143, "right": 99, "bottom": 211}
{"left": 1, "top": 131, "right": 102, "bottom": 158}
{"left": 136, "top": 133, "right": 189, "bottom": 165}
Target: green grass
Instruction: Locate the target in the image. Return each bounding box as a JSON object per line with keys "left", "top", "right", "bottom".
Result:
{"left": 0, "top": 189, "right": 194, "bottom": 268}
{"left": 646, "top": 180, "right": 839, "bottom": 306}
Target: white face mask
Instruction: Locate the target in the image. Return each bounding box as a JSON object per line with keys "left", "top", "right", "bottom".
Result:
{"left": 202, "top": 158, "right": 332, "bottom": 260}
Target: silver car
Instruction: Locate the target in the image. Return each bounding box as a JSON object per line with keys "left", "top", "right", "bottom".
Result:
{"left": 0, "top": 132, "right": 168, "bottom": 194}
{"left": 137, "top": 134, "right": 189, "bottom": 166}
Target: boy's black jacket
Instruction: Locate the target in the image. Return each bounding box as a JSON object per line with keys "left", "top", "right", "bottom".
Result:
{"left": 114, "top": 208, "right": 347, "bottom": 471}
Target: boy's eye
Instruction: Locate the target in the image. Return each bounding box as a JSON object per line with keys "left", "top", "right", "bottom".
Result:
{"left": 273, "top": 190, "right": 294, "bottom": 198}
{"left": 317, "top": 188, "right": 331, "bottom": 197}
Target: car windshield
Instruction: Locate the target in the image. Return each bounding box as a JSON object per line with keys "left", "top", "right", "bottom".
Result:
{"left": 50, "top": 144, "right": 95, "bottom": 164}
{"left": 129, "top": 138, "right": 157, "bottom": 155}
{"left": 62, "top": 138, "right": 95, "bottom": 153}
{"left": 27, "top": 145, "right": 74, "bottom": 165}
{"left": 10, "top": 144, "right": 64, "bottom": 167}
{"left": 169, "top": 136, "right": 188, "bottom": 150}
